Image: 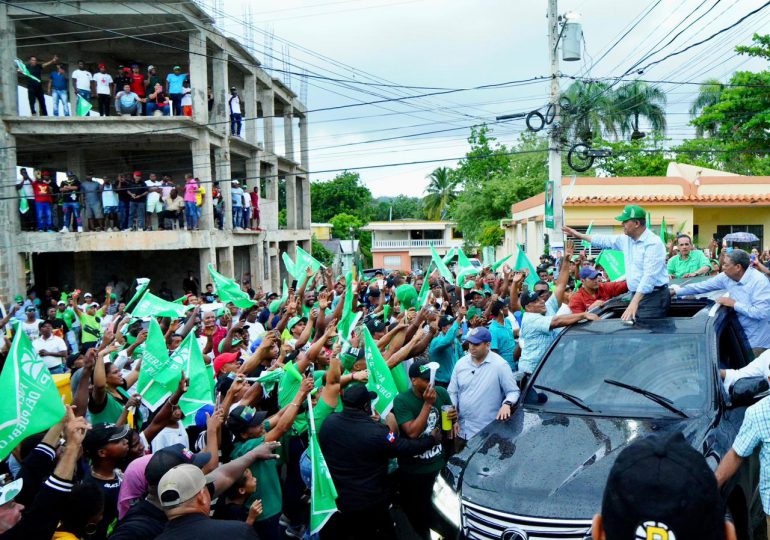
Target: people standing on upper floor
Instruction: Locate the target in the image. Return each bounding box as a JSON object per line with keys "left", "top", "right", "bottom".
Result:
{"left": 48, "top": 64, "right": 70, "bottom": 116}
{"left": 94, "top": 63, "right": 114, "bottom": 116}
{"left": 229, "top": 87, "right": 242, "bottom": 137}
{"left": 20, "top": 55, "right": 57, "bottom": 116}
{"left": 166, "top": 66, "right": 188, "bottom": 116}
{"left": 71, "top": 59, "right": 93, "bottom": 104}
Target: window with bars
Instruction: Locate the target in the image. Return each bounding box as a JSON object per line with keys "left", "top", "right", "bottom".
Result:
{"left": 565, "top": 226, "right": 614, "bottom": 256}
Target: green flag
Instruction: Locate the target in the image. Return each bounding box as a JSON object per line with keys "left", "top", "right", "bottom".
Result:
{"left": 455, "top": 250, "right": 479, "bottom": 289}
{"left": 131, "top": 291, "right": 188, "bottom": 319}
{"left": 660, "top": 216, "right": 667, "bottom": 245}
{"left": 282, "top": 252, "right": 299, "bottom": 281}
{"left": 125, "top": 278, "right": 150, "bottom": 314}
{"left": 441, "top": 247, "right": 457, "bottom": 266}
{"left": 307, "top": 397, "right": 338, "bottom": 534}
{"left": 416, "top": 263, "right": 433, "bottom": 308}
{"left": 172, "top": 295, "right": 188, "bottom": 304}
{"left": 18, "top": 192, "right": 29, "bottom": 215}
{"left": 595, "top": 250, "right": 626, "bottom": 281}
{"left": 362, "top": 327, "right": 398, "bottom": 416}
{"left": 0, "top": 329, "right": 66, "bottom": 460}
{"left": 514, "top": 245, "right": 539, "bottom": 288}
{"left": 338, "top": 271, "right": 362, "bottom": 341}
{"left": 136, "top": 319, "right": 174, "bottom": 410}
{"left": 209, "top": 264, "right": 255, "bottom": 309}
{"left": 490, "top": 254, "right": 513, "bottom": 272}
{"left": 297, "top": 246, "right": 324, "bottom": 274}
{"left": 584, "top": 221, "right": 594, "bottom": 250}
{"left": 76, "top": 94, "right": 92, "bottom": 117}
{"left": 174, "top": 332, "right": 214, "bottom": 426}
{"left": 15, "top": 58, "right": 40, "bottom": 82}
{"left": 248, "top": 368, "right": 284, "bottom": 395}
{"left": 430, "top": 245, "right": 454, "bottom": 282}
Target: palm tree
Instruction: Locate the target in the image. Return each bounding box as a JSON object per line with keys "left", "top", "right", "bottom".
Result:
{"left": 423, "top": 167, "right": 458, "bottom": 221}
{"left": 560, "top": 80, "right": 620, "bottom": 143}
{"left": 613, "top": 81, "right": 667, "bottom": 140}
{"left": 689, "top": 78, "right": 724, "bottom": 137}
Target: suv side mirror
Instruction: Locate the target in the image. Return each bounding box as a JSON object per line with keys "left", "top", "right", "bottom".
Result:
{"left": 730, "top": 376, "right": 769, "bottom": 407}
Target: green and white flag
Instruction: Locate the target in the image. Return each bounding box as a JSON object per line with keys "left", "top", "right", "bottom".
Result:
{"left": 248, "top": 368, "right": 284, "bottom": 395}
{"left": 283, "top": 247, "right": 324, "bottom": 282}
{"left": 362, "top": 327, "right": 398, "bottom": 416}
{"left": 131, "top": 291, "right": 188, "bottom": 319}
{"left": 136, "top": 319, "right": 174, "bottom": 410}
{"left": 583, "top": 221, "right": 594, "bottom": 250}
{"left": 307, "top": 397, "right": 338, "bottom": 534}
{"left": 338, "top": 271, "right": 362, "bottom": 342}
{"left": 441, "top": 247, "right": 457, "bottom": 266}
{"left": 174, "top": 332, "right": 214, "bottom": 427}
{"left": 660, "top": 216, "right": 668, "bottom": 245}
{"left": 416, "top": 262, "right": 433, "bottom": 309}
{"left": 76, "top": 94, "right": 92, "bottom": 117}
{"left": 124, "top": 278, "right": 151, "bottom": 314}
{"left": 0, "top": 329, "right": 65, "bottom": 460}
{"left": 209, "top": 264, "right": 255, "bottom": 309}
{"left": 455, "top": 250, "right": 480, "bottom": 289}
{"left": 515, "top": 245, "right": 540, "bottom": 289}
{"left": 596, "top": 250, "right": 626, "bottom": 282}
{"left": 490, "top": 254, "right": 513, "bottom": 272}
{"left": 430, "top": 245, "right": 454, "bottom": 282}
{"left": 18, "top": 192, "right": 29, "bottom": 214}
{"left": 15, "top": 59, "right": 40, "bottom": 82}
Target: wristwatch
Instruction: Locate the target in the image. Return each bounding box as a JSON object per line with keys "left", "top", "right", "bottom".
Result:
{"left": 503, "top": 400, "right": 514, "bottom": 408}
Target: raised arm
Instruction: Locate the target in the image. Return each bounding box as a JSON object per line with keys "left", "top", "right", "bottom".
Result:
{"left": 264, "top": 376, "right": 313, "bottom": 442}
{"left": 553, "top": 240, "right": 574, "bottom": 307}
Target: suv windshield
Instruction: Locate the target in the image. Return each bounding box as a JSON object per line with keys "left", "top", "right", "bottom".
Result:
{"left": 523, "top": 334, "right": 709, "bottom": 417}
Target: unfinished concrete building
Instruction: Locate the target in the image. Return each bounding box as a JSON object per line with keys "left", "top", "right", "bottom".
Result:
{"left": 0, "top": 0, "right": 311, "bottom": 301}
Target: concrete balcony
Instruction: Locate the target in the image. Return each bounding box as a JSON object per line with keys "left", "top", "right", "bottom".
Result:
{"left": 372, "top": 239, "right": 463, "bottom": 250}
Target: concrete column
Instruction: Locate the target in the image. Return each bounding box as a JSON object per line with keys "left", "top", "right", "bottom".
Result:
{"left": 189, "top": 30, "right": 208, "bottom": 125}
{"left": 191, "top": 132, "right": 213, "bottom": 230}
{"left": 259, "top": 88, "right": 275, "bottom": 153}
{"left": 285, "top": 172, "right": 297, "bottom": 229}
{"left": 283, "top": 111, "right": 294, "bottom": 161}
{"left": 301, "top": 176, "right": 311, "bottom": 229}
{"left": 264, "top": 159, "right": 278, "bottom": 200}
{"left": 270, "top": 242, "right": 280, "bottom": 291}
{"left": 249, "top": 243, "right": 260, "bottom": 292}
{"left": 243, "top": 73, "right": 257, "bottom": 145}
{"left": 199, "top": 246, "right": 215, "bottom": 278}
{"left": 299, "top": 115, "right": 309, "bottom": 170}
{"left": 245, "top": 154, "right": 259, "bottom": 192}
{"left": 66, "top": 149, "right": 86, "bottom": 184}
{"left": 215, "top": 147, "right": 232, "bottom": 230}
{"left": 212, "top": 47, "right": 228, "bottom": 137}
{"left": 73, "top": 252, "right": 92, "bottom": 290}
{"left": 216, "top": 245, "right": 234, "bottom": 279}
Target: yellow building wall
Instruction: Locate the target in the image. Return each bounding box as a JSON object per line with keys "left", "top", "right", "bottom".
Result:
{"left": 312, "top": 225, "right": 332, "bottom": 241}
{"left": 564, "top": 206, "right": 695, "bottom": 236}
{"left": 694, "top": 207, "right": 770, "bottom": 247}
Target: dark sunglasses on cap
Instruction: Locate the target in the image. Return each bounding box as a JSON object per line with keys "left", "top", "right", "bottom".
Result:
{"left": 534, "top": 289, "right": 550, "bottom": 297}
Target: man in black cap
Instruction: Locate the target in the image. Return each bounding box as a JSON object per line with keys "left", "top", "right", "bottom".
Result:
{"left": 365, "top": 317, "right": 388, "bottom": 340}
{"left": 592, "top": 432, "right": 736, "bottom": 540}
{"left": 318, "top": 385, "right": 440, "bottom": 540}
{"left": 111, "top": 442, "right": 281, "bottom": 540}
{"left": 393, "top": 358, "right": 456, "bottom": 539}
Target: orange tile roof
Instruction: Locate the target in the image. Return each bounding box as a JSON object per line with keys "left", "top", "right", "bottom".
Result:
{"left": 566, "top": 194, "right": 770, "bottom": 205}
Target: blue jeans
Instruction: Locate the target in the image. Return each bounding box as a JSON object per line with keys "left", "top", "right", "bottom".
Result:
{"left": 232, "top": 206, "right": 243, "bottom": 228}
{"left": 169, "top": 93, "right": 183, "bottom": 116}
{"left": 230, "top": 113, "right": 242, "bottom": 135}
{"left": 48, "top": 364, "right": 65, "bottom": 375}
{"left": 52, "top": 89, "right": 70, "bottom": 116}
{"left": 118, "top": 200, "right": 130, "bottom": 230}
{"left": 76, "top": 89, "right": 91, "bottom": 101}
{"left": 185, "top": 201, "right": 198, "bottom": 229}
{"left": 146, "top": 102, "right": 170, "bottom": 116}
{"left": 62, "top": 202, "right": 81, "bottom": 230}
{"left": 35, "top": 201, "right": 52, "bottom": 230}
{"left": 128, "top": 201, "right": 145, "bottom": 229}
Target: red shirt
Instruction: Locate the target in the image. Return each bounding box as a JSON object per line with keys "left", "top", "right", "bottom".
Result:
{"left": 569, "top": 280, "right": 629, "bottom": 313}
{"left": 130, "top": 73, "right": 146, "bottom": 96}
{"left": 249, "top": 192, "right": 259, "bottom": 207}
{"left": 32, "top": 180, "right": 53, "bottom": 203}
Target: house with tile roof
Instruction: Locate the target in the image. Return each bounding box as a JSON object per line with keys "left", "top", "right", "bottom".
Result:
{"left": 503, "top": 163, "right": 770, "bottom": 263}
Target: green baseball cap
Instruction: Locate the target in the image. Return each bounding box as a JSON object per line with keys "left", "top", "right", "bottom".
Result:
{"left": 467, "top": 306, "right": 481, "bottom": 320}
{"left": 287, "top": 316, "right": 307, "bottom": 332}
{"left": 615, "top": 204, "right": 647, "bottom": 222}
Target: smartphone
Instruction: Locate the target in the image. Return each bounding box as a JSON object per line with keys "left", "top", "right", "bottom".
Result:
{"left": 304, "top": 364, "right": 313, "bottom": 377}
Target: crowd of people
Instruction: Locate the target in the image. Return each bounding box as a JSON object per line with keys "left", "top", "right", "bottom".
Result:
{"left": 1, "top": 203, "right": 770, "bottom": 540}
{"left": 16, "top": 168, "right": 261, "bottom": 233}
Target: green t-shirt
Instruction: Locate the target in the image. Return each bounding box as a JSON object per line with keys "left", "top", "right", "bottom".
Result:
{"left": 89, "top": 392, "right": 124, "bottom": 425}
{"left": 392, "top": 386, "right": 450, "bottom": 475}
{"left": 277, "top": 369, "right": 326, "bottom": 435}
{"left": 312, "top": 397, "right": 336, "bottom": 431}
{"left": 79, "top": 311, "right": 103, "bottom": 344}
{"left": 667, "top": 250, "right": 710, "bottom": 278}
{"left": 55, "top": 308, "right": 76, "bottom": 330}
{"left": 231, "top": 436, "right": 282, "bottom": 521}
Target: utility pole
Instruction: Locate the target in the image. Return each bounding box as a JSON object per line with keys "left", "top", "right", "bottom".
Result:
{"left": 547, "top": 0, "right": 564, "bottom": 254}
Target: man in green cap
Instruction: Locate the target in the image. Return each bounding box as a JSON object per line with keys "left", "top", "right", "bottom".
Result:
{"left": 563, "top": 204, "right": 669, "bottom": 321}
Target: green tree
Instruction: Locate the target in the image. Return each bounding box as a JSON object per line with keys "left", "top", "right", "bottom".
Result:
{"left": 310, "top": 172, "right": 373, "bottom": 222}
{"left": 594, "top": 136, "right": 671, "bottom": 177}
{"left": 689, "top": 78, "right": 724, "bottom": 138}
{"left": 423, "top": 167, "right": 458, "bottom": 220}
{"left": 478, "top": 221, "right": 505, "bottom": 247}
{"left": 370, "top": 196, "right": 425, "bottom": 221}
{"left": 329, "top": 213, "right": 363, "bottom": 239}
{"left": 311, "top": 235, "right": 335, "bottom": 267}
{"left": 561, "top": 80, "right": 619, "bottom": 142}
{"left": 613, "top": 81, "right": 667, "bottom": 140}
{"left": 452, "top": 125, "right": 512, "bottom": 189}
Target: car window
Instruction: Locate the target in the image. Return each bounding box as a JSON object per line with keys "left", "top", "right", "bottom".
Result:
{"left": 718, "top": 320, "right": 749, "bottom": 371}
{"left": 524, "top": 334, "right": 709, "bottom": 417}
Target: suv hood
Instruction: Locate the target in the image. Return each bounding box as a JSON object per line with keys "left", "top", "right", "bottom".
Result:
{"left": 459, "top": 408, "right": 712, "bottom": 518}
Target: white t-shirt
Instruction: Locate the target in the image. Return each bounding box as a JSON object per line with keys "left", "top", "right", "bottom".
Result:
{"left": 18, "top": 178, "right": 34, "bottom": 199}
{"left": 229, "top": 94, "right": 241, "bottom": 115}
{"left": 181, "top": 88, "right": 192, "bottom": 107}
{"left": 94, "top": 73, "right": 113, "bottom": 95}
{"left": 243, "top": 192, "right": 251, "bottom": 208}
{"left": 21, "top": 319, "right": 43, "bottom": 340}
{"left": 71, "top": 69, "right": 93, "bottom": 91}
{"left": 246, "top": 321, "right": 265, "bottom": 347}
{"left": 145, "top": 179, "right": 162, "bottom": 206}
{"left": 32, "top": 335, "right": 68, "bottom": 369}
{"left": 151, "top": 423, "right": 190, "bottom": 452}
{"left": 102, "top": 184, "right": 118, "bottom": 207}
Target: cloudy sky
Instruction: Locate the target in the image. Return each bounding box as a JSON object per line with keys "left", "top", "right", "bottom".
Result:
{"left": 217, "top": 0, "right": 767, "bottom": 197}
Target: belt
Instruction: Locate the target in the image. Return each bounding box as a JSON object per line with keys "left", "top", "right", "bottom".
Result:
{"left": 630, "top": 285, "right": 668, "bottom": 294}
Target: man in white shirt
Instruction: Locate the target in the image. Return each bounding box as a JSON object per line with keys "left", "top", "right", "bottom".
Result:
{"left": 145, "top": 172, "right": 164, "bottom": 231}
{"left": 93, "top": 63, "right": 114, "bottom": 116}
{"left": 20, "top": 306, "right": 43, "bottom": 341}
{"left": 71, "top": 60, "right": 93, "bottom": 101}
{"left": 32, "top": 320, "right": 68, "bottom": 373}
{"left": 721, "top": 350, "right": 770, "bottom": 393}
{"left": 228, "top": 87, "right": 242, "bottom": 137}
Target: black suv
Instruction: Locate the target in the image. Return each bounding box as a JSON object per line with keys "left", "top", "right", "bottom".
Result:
{"left": 432, "top": 291, "right": 765, "bottom": 540}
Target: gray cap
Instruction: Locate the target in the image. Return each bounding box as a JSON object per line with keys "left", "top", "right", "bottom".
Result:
{"left": 158, "top": 464, "right": 213, "bottom": 508}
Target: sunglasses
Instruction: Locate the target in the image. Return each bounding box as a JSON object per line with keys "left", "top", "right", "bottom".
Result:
{"left": 534, "top": 289, "right": 550, "bottom": 297}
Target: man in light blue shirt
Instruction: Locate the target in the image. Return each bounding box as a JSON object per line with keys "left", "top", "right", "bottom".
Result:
{"left": 673, "top": 249, "right": 770, "bottom": 355}
{"left": 564, "top": 204, "right": 669, "bottom": 321}
{"left": 429, "top": 314, "right": 462, "bottom": 386}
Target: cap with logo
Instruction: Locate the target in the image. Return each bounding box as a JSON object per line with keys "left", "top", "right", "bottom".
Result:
{"left": 579, "top": 266, "right": 601, "bottom": 280}
{"left": 601, "top": 432, "right": 723, "bottom": 540}
{"left": 437, "top": 314, "right": 455, "bottom": 329}
{"left": 158, "top": 464, "right": 214, "bottom": 508}
{"left": 83, "top": 423, "right": 130, "bottom": 457}
{"left": 519, "top": 290, "right": 541, "bottom": 308}
{"left": 408, "top": 358, "right": 432, "bottom": 380}
{"left": 464, "top": 326, "right": 491, "bottom": 344}
{"left": 145, "top": 443, "right": 211, "bottom": 486}
{"left": 226, "top": 405, "right": 268, "bottom": 435}
{"left": 615, "top": 204, "right": 647, "bottom": 223}
{"left": 365, "top": 317, "right": 387, "bottom": 334}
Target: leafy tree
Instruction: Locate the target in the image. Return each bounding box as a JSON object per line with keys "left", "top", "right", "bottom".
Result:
{"left": 478, "top": 221, "right": 505, "bottom": 247}
{"left": 594, "top": 136, "right": 671, "bottom": 177}
{"left": 561, "top": 80, "right": 619, "bottom": 142}
{"left": 689, "top": 78, "right": 724, "bottom": 138}
{"left": 452, "top": 126, "right": 512, "bottom": 189}
{"left": 370, "top": 196, "right": 425, "bottom": 221}
{"left": 329, "top": 213, "right": 363, "bottom": 239}
{"left": 311, "top": 235, "right": 335, "bottom": 267}
{"left": 310, "top": 171, "right": 373, "bottom": 222}
{"left": 613, "top": 81, "right": 667, "bottom": 140}
{"left": 423, "top": 167, "right": 458, "bottom": 220}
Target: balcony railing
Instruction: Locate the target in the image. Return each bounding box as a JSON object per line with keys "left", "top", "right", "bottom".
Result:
{"left": 373, "top": 239, "right": 456, "bottom": 248}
